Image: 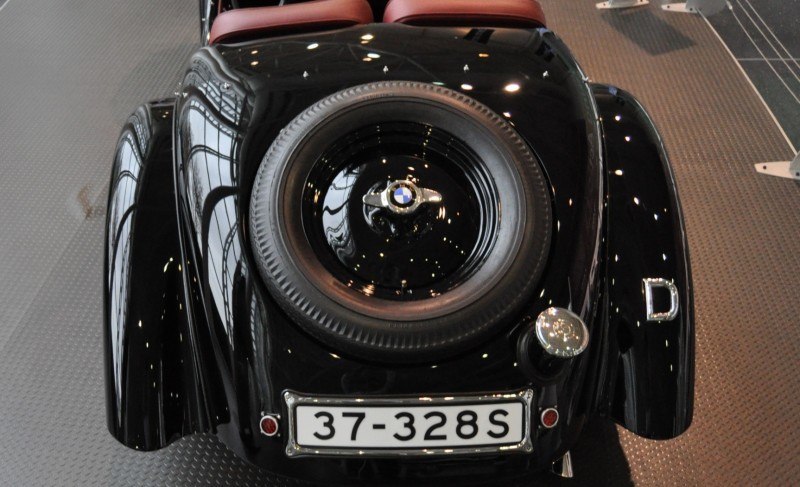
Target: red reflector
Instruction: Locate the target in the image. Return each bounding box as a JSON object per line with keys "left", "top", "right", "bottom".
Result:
{"left": 541, "top": 408, "right": 559, "bottom": 429}
{"left": 260, "top": 415, "right": 279, "bottom": 436}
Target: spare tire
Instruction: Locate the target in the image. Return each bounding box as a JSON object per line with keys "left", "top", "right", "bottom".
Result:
{"left": 249, "top": 81, "right": 551, "bottom": 362}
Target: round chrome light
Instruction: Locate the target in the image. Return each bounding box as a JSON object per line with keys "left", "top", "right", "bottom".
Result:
{"left": 540, "top": 407, "right": 559, "bottom": 429}
{"left": 535, "top": 307, "right": 589, "bottom": 358}
{"left": 259, "top": 415, "right": 280, "bottom": 437}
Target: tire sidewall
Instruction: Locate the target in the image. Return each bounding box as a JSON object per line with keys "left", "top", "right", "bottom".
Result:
{"left": 250, "top": 82, "right": 551, "bottom": 361}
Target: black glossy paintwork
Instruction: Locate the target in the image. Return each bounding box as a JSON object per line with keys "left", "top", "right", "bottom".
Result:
{"left": 591, "top": 84, "right": 694, "bottom": 439}
{"left": 104, "top": 23, "right": 693, "bottom": 483}
{"left": 104, "top": 102, "right": 227, "bottom": 450}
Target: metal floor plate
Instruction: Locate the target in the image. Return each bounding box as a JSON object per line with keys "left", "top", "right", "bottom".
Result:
{"left": 0, "top": 0, "right": 797, "bottom": 485}
{"left": 543, "top": 1, "right": 800, "bottom": 485}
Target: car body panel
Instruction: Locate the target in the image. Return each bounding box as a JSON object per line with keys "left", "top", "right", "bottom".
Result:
{"left": 104, "top": 102, "right": 227, "bottom": 450}
{"left": 591, "top": 84, "right": 694, "bottom": 439}
{"left": 104, "top": 23, "right": 693, "bottom": 482}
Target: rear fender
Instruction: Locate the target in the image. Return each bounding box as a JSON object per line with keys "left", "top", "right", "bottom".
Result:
{"left": 104, "top": 101, "right": 222, "bottom": 450}
{"left": 592, "top": 84, "right": 694, "bottom": 439}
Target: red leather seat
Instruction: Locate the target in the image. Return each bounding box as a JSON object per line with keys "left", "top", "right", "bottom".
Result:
{"left": 209, "top": 0, "right": 374, "bottom": 45}
{"left": 383, "top": 0, "right": 546, "bottom": 28}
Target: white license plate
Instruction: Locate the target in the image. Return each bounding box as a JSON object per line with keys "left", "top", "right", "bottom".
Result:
{"left": 284, "top": 390, "right": 533, "bottom": 457}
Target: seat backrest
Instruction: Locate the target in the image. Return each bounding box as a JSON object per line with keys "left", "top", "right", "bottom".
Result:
{"left": 383, "top": 0, "right": 546, "bottom": 28}
{"left": 209, "top": 0, "right": 374, "bottom": 45}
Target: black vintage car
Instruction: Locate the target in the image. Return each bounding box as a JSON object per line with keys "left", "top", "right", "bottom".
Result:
{"left": 105, "top": 0, "right": 694, "bottom": 483}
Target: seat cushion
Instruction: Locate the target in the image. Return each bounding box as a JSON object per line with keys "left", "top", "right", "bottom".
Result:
{"left": 209, "top": 0, "right": 374, "bottom": 45}
{"left": 383, "top": 0, "right": 545, "bottom": 28}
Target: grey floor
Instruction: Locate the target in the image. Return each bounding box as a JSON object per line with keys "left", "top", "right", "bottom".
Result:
{"left": 548, "top": 1, "right": 800, "bottom": 485}
{"left": 0, "top": 0, "right": 798, "bottom": 485}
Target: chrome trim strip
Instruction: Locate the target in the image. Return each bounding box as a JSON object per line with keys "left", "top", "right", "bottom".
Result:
{"left": 551, "top": 451, "right": 574, "bottom": 478}
{"left": 283, "top": 389, "right": 534, "bottom": 458}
